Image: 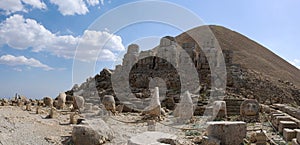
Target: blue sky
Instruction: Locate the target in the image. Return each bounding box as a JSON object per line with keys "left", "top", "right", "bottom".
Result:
{"left": 0, "top": 0, "right": 299, "bottom": 98}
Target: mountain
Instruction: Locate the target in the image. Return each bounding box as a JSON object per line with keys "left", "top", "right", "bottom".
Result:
{"left": 177, "top": 25, "right": 300, "bottom": 87}
{"left": 67, "top": 25, "right": 300, "bottom": 108}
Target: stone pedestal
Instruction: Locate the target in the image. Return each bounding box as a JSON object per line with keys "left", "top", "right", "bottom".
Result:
{"left": 206, "top": 121, "right": 246, "bottom": 145}
{"left": 279, "top": 121, "right": 297, "bottom": 134}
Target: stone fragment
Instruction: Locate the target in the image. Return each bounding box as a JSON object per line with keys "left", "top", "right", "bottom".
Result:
{"left": 283, "top": 128, "right": 296, "bottom": 142}
{"left": 147, "top": 120, "right": 156, "bottom": 131}
{"left": 25, "top": 103, "right": 31, "bottom": 111}
{"left": 279, "top": 121, "right": 297, "bottom": 134}
{"left": 102, "top": 95, "right": 116, "bottom": 114}
{"left": 128, "top": 131, "right": 177, "bottom": 145}
{"left": 72, "top": 119, "right": 114, "bottom": 145}
{"left": 57, "top": 92, "right": 66, "bottom": 109}
{"left": 49, "top": 107, "right": 58, "bottom": 119}
{"left": 206, "top": 121, "right": 246, "bottom": 145}
{"left": 70, "top": 112, "right": 80, "bottom": 124}
{"left": 143, "top": 87, "right": 161, "bottom": 117}
{"left": 212, "top": 101, "right": 227, "bottom": 120}
{"left": 43, "top": 97, "right": 53, "bottom": 107}
{"left": 73, "top": 95, "right": 85, "bottom": 111}
{"left": 173, "top": 91, "right": 194, "bottom": 121}
{"left": 255, "top": 130, "right": 267, "bottom": 145}
{"left": 202, "top": 136, "right": 221, "bottom": 145}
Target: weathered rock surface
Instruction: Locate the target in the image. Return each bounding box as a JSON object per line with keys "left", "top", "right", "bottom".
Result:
{"left": 206, "top": 121, "right": 246, "bottom": 145}
{"left": 127, "top": 131, "right": 177, "bottom": 145}
{"left": 72, "top": 119, "right": 114, "bottom": 145}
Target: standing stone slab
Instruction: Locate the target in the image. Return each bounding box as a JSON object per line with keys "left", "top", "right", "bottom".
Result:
{"left": 206, "top": 121, "right": 246, "bottom": 145}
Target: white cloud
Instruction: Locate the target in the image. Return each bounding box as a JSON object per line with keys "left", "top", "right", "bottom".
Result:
{"left": 0, "top": 55, "right": 53, "bottom": 71}
{"left": 289, "top": 59, "right": 300, "bottom": 69}
{"left": 85, "top": 0, "right": 100, "bottom": 6}
{"left": 0, "top": 0, "right": 46, "bottom": 15}
{"left": 50, "top": 0, "right": 89, "bottom": 16}
{"left": 22, "top": 0, "right": 47, "bottom": 9}
{"left": 0, "top": 14, "right": 125, "bottom": 62}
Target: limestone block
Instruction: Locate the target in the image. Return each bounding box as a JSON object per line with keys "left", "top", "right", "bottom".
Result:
{"left": 279, "top": 121, "right": 297, "bottom": 134}
{"left": 206, "top": 121, "right": 246, "bottom": 145}
{"left": 283, "top": 128, "right": 296, "bottom": 142}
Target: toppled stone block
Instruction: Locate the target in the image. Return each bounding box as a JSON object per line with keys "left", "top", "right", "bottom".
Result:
{"left": 206, "top": 121, "right": 246, "bottom": 145}
{"left": 283, "top": 128, "right": 296, "bottom": 142}
{"left": 102, "top": 95, "right": 116, "bottom": 114}
{"left": 279, "top": 121, "right": 297, "bottom": 134}
{"left": 128, "top": 131, "right": 177, "bottom": 145}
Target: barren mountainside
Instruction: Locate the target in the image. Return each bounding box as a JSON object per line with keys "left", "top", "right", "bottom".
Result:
{"left": 177, "top": 25, "right": 300, "bottom": 87}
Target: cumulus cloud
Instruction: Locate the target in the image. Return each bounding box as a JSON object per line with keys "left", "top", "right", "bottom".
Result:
{"left": 0, "top": 14, "right": 125, "bottom": 62}
{"left": 0, "top": 0, "right": 46, "bottom": 15}
{"left": 0, "top": 55, "right": 53, "bottom": 71}
{"left": 50, "top": 0, "right": 89, "bottom": 16}
{"left": 289, "top": 59, "right": 300, "bottom": 69}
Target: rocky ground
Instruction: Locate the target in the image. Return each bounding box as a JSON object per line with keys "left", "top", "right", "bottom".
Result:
{"left": 0, "top": 106, "right": 72, "bottom": 145}
{"left": 0, "top": 104, "right": 294, "bottom": 145}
